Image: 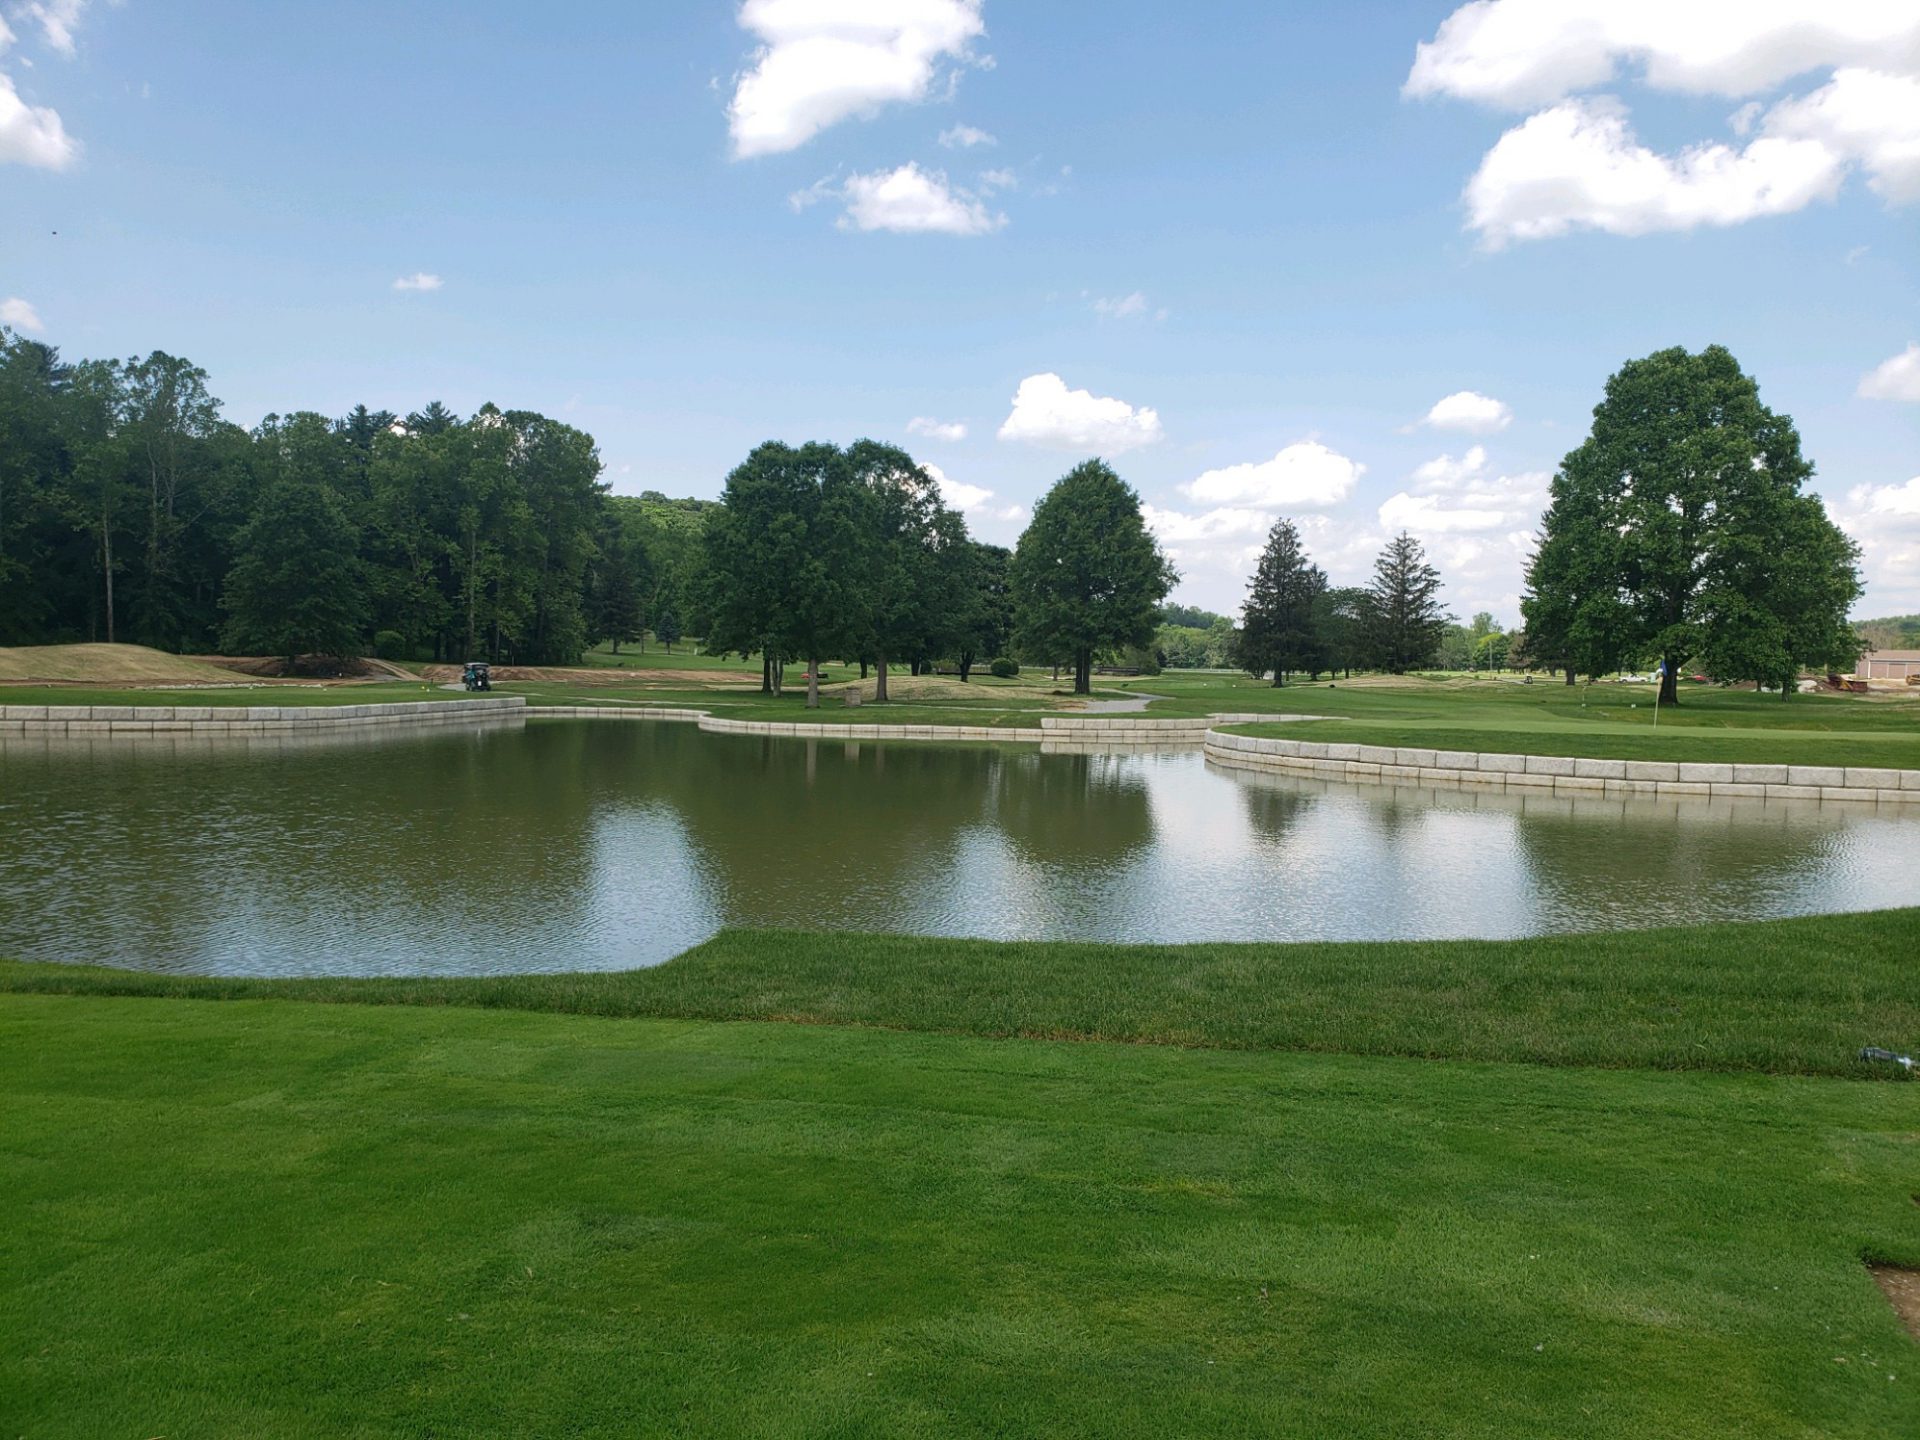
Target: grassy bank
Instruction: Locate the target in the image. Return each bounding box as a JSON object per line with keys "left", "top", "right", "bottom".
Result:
{"left": 8, "top": 909, "right": 1918, "bottom": 1076}
{"left": 1139, "top": 674, "right": 1920, "bottom": 770}
{"left": 0, "top": 680, "right": 457, "bottom": 706}
{"left": 4, "top": 989, "right": 1917, "bottom": 1438}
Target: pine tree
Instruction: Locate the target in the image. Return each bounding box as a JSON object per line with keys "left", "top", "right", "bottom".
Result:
{"left": 1237, "top": 518, "right": 1327, "bottom": 686}
{"left": 1366, "top": 532, "right": 1445, "bottom": 673}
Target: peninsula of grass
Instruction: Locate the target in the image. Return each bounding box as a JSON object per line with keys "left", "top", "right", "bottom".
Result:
{"left": 6, "top": 958, "right": 1919, "bottom": 1436}
{"left": 9, "top": 908, "right": 1917, "bottom": 1077}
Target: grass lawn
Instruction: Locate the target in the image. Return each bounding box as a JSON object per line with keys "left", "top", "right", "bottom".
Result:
{"left": 8, "top": 910, "right": 1918, "bottom": 1077}
{"left": 1133, "top": 673, "right": 1920, "bottom": 770}
{"left": 2, "top": 979, "right": 1916, "bottom": 1437}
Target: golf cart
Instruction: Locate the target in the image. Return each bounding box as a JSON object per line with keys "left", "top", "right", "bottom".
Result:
{"left": 462, "top": 661, "right": 492, "bottom": 692}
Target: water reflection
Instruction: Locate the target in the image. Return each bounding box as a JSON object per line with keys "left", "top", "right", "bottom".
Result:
{"left": 0, "top": 720, "right": 1913, "bottom": 977}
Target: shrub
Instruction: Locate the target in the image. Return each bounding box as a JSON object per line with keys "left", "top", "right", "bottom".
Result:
{"left": 989, "top": 657, "right": 1019, "bottom": 678}
{"left": 373, "top": 630, "right": 407, "bottom": 661}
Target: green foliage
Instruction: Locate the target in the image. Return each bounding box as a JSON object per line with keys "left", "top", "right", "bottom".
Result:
{"left": 1856, "top": 614, "right": 1920, "bottom": 652}
{"left": 1533, "top": 346, "right": 1862, "bottom": 702}
{"left": 989, "top": 656, "right": 1019, "bottom": 678}
{"left": 372, "top": 629, "right": 406, "bottom": 661}
{"left": 1365, "top": 532, "right": 1446, "bottom": 673}
{"left": 1010, "top": 460, "right": 1175, "bottom": 694}
{"left": 1159, "top": 601, "right": 1228, "bottom": 629}
{"left": 1237, "top": 518, "right": 1327, "bottom": 685}
{"left": 219, "top": 462, "right": 368, "bottom": 662}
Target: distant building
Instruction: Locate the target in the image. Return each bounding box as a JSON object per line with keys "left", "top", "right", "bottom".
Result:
{"left": 1857, "top": 649, "right": 1920, "bottom": 680}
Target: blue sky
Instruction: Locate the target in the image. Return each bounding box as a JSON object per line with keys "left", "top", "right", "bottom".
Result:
{"left": 4, "top": 0, "right": 1918, "bottom": 621}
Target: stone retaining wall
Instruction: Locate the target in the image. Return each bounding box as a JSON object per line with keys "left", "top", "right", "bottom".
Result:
{"left": 0, "top": 696, "right": 525, "bottom": 737}
{"left": 1203, "top": 729, "right": 1920, "bottom": 806}
{"left": 531, "top": 705, "right": 1047, "bottom": 743}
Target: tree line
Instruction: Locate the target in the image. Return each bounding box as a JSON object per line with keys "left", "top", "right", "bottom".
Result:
{"left": 2, "top": 330, "right": 1863, "bottom": 700}
{"left": 1233, "top": 346, "right": 1864, "bottom": 697}
{"left": 0, "top": 329, "right": 714, "bottom": 666}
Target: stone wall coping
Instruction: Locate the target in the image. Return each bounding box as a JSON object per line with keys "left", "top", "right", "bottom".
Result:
{"left": 1200, "top": 729, "right": 1918, "bottom": 808}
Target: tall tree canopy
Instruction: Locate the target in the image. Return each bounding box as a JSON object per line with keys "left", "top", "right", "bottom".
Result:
{"left": 1237, "top": 518, "right": 1327, "bottom": 686}
{"left": 1366, "top": 532, "right": 1446, "bottom": 674}
{"left": 1010, "top": 460, "right": 1175, "bottom": 694}
{"left": 1536, "top": 345, "right": 1860, "bottom": 703}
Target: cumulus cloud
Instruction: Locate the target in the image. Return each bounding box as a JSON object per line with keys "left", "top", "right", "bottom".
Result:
{"left": 996, "top": 372, "right": 1163, "bottom": 454}
{"left": 1092, "top": 291, "right": 1147, "bottom": 319}
{"left": 1859, "top": 342, "right": 1920, "bottom": 401}
{"left": 907, "top": 416, "right": 968, "bottom": 442}
{"left": 392, "top": 272, "right": 444, "bottom": 292}
{"left": 924, "top": 462, "right": 1026, "bottom": 525}
{"left": 813, "top": 163, "right": 1005, "bottom": 235}
{"left": 1, "top": 296, "right": 44, "bottom": 332}
{"left": 1834, "top": 476, "right": 1920, "bottom": 614}
{"left": 1409, "top": 2, "right": 1920, "bottom": 243}
{"left": 1182, "top": 441, "right": 1363, "bottom": 509}
{"left": 727, "top": 0, "right": 986, "bottom": 159}
{"left": 0, "top": 71, "right": 76, "bottom": 168}
{"left": 1412, "top": 445, "right": 1488, "bottom": 487}
{"left": 1464, "top": 97, "right": 1845, "bottom": 244}
{"left": 1423, "top": 390, "right": 1512, "bottom": 433}
{"left": 939, "top": 123, "right": 995, "bottom": 149}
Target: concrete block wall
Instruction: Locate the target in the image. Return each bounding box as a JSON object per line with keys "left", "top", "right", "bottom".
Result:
{"left": 0, "top": 696, "right": 526, "bottom": 738}
{"left": 1202, "top": 729, "right": 1920, "bottom": 806}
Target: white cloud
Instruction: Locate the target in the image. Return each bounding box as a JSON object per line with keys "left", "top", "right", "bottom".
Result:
{"left": 1406, "top": 4, "right": 1920, "bottom": 109}
{"left": 1, "top": 296, "right": 44, "bottom": 332}
{"left": 19, "top": 0, "right": 88, "bottom": 57}
{"left": 1182, "top": 441, "right": 1363, "bottom": 509}
{"left": 907, "top": 416, "right": 967, "bottom": 442}
{"left": 392, "top": 272, "right": 444, "bottom": 292}
{"left": 1093, "top": 291, "right": 1149, "bottom": 320}
{"left": 939, "top": 123, "right": 995, "bottom": 149}
{"left": 1855, "top": 476, "right": 1920, "bottom": 519}
{"left": 1412, "top": 445, "right": 1489, "bottom": 488}
{"left": 0, "top": 71, "right": 75, "bottom": 168}
{"left": 1766, "top": 68, "right": 1920, "bottom": 204}
{"left": 1410, "top": 3, "right": 1920, "bottom": 244}
{"left": 996, "top": 372, "right": 1163, "bottom": 454}
{"left": 923, "top": 462, "right": 993, "bottom": 512}
{"left": 1423, "top": 390, "right": 1512, "bottom": 433}
{"left": 1465, "top": 98, "right": 1845, "bottom": 245}
{"left": 727, "top": 0, "right": 986, "bottom": 159}
{"left": 1834, "top": 477, "right": 1920, "bottom": 614}
{"left": 976, "top": 166, "right": 1015, "bottom": 191}
{"left": 832, "top": 163, "right": 1006, "bottom": 235}
{"left": 1860, "top": 343, "right": 1920, "bottom": 401}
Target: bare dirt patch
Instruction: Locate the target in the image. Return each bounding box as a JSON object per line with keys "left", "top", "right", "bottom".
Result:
{"left": 195, "top": 655, "right": 413, "bottom": 680}
{"left": 0, "top": 643, "right": 241, "bottom": 685}
{"left": 1871, "top": 1264, "right": 1920, "bottom": 1343}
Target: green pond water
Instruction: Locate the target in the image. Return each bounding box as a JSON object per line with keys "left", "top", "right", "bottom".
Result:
{"left": 1, "top": 717, "right": 1915, "bottom": 975}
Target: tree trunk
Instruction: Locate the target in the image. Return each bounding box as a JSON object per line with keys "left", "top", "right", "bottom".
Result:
{"left": 959, "top": 652, "right": 973, "bottom": 682}
{"left": 806, "top": 655, "right": 820, "bottom": 709}
{"left": 1659, "top": 655, "right": 1679, "bottom": 707}
{"left": 1563, "top": 667, "right": 1576, "bottom": 687}
{"left": 102, "top": 510, "right": 115, "bottom": 645}
{"left": 1270, "top": 669, "right": 1283, "bottom": 688}
{"left": 874, "top": 651, "right": 890, "bottom": 703}
{"left": 859, "top": 659, "right": 868, "bottom": 680}
{"left": 1073, "top": 649, "right": 1092, "bottom": 695}
{"left": 761, "top": 653, "right": 772, "bottom": 694}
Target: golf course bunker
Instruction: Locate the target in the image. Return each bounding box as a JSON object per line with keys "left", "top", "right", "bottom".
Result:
{"left": 1872, "top": 1265, "right": 1920, "bottom": 1343}
{"left": 4, "top": 719, "right": 1919, "bottom": 977}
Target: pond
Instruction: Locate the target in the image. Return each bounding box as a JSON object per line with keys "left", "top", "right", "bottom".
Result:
{"left": 2, "top": 718, "right": 1915, "bottom": 976}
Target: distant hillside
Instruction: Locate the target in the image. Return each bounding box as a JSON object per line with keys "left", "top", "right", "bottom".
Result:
{"left": 1856, "top": 615, "right": 1920, "bottom": 651}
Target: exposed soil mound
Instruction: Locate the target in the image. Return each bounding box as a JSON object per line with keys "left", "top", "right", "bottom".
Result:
{"left": 198, "top": 655, "right": 413, "bottom": 680}
{"left": 1873, "top": 1264, "right": 1920, "bottom": 1344}
{"left": 0, "top": 644, "right": 240, "bottom": 685}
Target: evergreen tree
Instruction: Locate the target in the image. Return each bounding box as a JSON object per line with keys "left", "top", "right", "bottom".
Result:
{"left": 1237, "top": 518, "right": 1327, "bottom": 686}
{"left": 1010, "top": 460, "right": 1175, "bottom": 695}
{"left": 1366, "top": 532, "right": 1446, "bottom": 673}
